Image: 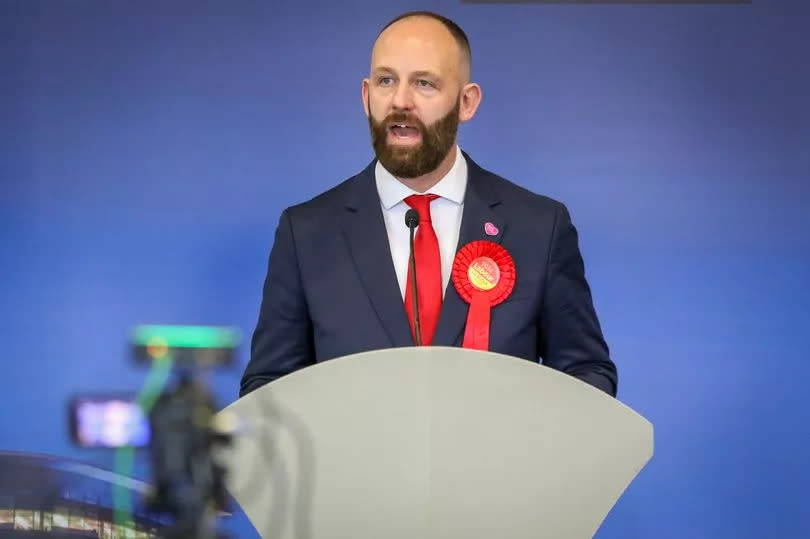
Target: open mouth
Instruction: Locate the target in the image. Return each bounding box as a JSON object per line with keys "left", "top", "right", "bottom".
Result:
{"left": 389, "top": 123, "right": 421, "bottom": 140}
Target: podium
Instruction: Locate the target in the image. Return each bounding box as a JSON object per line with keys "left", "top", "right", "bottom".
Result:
{"left": 217, "top": 347, "right": 653, "bottom": 539}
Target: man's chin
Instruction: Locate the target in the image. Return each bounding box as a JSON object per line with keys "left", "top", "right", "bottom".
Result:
{"left": 379, "top": 146, "right": 418, "bottom": 165}
{"left": 376, "top": 153, "right": 421, "bottom": 178}
{"left": 382, "top": 158, "right": 417, "bottom": 175}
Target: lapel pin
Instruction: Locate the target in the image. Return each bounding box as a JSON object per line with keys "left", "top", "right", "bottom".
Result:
{"left": 484, "top": 222, "right": 499, "bottom": 236}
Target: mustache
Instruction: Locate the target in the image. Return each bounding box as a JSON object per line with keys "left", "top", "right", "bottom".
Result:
{"left": 379, "top": 112, "right": 426, "bottom": 130}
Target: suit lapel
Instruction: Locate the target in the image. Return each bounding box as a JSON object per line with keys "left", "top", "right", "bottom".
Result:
{"left": 432, "top": 154, "right": 506, "bottom": 346}
{"left": 339, "top": 161, "right": 414, "bottom": 348}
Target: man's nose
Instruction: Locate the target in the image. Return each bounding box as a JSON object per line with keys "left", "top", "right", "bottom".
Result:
{"left": 391, "top": 82, "right": 415, "bottom": 111}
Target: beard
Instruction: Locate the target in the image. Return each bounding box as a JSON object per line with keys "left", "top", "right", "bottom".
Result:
{"left": 368, "top": 97, "right": 461, "bottom": 179}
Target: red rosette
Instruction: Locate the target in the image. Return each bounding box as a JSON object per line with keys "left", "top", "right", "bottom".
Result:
{"left": 451, "top": 241, "right": 516, "bottom": 351}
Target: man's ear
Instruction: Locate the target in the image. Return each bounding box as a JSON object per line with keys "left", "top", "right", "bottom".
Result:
{"left": 361, "top": 78, "right": 370, "bottom": 118}
{"left": 459, "top": 82, "right": 482, "bottom": 123}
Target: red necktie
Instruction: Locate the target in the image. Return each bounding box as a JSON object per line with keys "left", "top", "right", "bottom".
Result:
{"left": 404, "top": 194, "right": 442, "bottom": 345}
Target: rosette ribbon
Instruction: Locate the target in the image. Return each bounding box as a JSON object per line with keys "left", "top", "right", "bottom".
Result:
{"left": 451, "top": 241, "right": 516, "bottom": 350}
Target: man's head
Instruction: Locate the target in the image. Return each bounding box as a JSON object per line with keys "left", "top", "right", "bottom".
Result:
{"left": 362, "top": 11, "right": 482, "bottom": 179}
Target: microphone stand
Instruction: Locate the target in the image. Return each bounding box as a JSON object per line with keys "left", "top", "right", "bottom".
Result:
{"left": 405, "top": 209, "right": 422, "bottom": 346}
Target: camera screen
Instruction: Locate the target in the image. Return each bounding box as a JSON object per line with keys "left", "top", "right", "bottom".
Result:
{"left": 70, "top": 397, "right": 150, "bottom": 448}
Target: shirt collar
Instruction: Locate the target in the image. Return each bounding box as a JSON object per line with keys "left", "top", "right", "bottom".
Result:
{"left": 375, "top": 145, "right": 468, "bottom": 210}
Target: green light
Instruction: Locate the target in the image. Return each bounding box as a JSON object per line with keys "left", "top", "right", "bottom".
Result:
{"left": 114, "top": 352, "right": 173, "bottom": 530}
{"left": 131, "top": 325, "right": 241, "bottom": 349}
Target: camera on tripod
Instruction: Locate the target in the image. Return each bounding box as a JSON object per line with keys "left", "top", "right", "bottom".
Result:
{"left": 69, "top": 324, "right": 241, "bottom": 539}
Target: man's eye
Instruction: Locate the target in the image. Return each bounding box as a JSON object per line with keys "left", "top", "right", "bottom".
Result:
{"left": 378, "top": 76, "right": 394, "bottom": 86}
{"left": 417, "top": 79, "right": 434, "bottom": 88}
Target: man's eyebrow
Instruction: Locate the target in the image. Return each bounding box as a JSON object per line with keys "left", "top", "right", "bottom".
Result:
{"left": 372, "top": 66, "right": 395, "bottom": 75}
{"left": 371, "top": 67, "right": 441, "bottom": 79}
{"left": 410, "top": 70, "right": 441, "bottom": 80}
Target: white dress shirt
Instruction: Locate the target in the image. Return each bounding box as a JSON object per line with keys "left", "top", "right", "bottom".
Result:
{"left": 375, "top": 146, "right": 468, "bottom": 300}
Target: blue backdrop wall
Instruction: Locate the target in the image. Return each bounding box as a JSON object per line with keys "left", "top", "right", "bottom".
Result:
{"left": 2, "top": 1, "right": 809, "bottom": 537}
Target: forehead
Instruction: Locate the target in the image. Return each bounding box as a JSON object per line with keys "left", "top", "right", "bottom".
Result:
{"left": 371, "top": 17, "right": 461, "bottom": 77}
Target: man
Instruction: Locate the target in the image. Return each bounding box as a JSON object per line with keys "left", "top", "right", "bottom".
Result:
{"left": 240, "top": 11, "right": 617, "bottom": 397}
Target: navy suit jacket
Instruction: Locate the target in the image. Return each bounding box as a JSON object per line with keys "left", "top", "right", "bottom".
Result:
{"left": 240, "top": 153, "right": 617, "bottom": 397}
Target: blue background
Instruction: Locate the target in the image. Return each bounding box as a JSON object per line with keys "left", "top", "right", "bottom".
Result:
{"left": 2, "top": 1, "right": 809, "bottom": 537}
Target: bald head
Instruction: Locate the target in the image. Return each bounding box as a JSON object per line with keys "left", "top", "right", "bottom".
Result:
{"left": 361, "top": 11, "right": 482, "bottom": 186}
{"left": 373, "top": 12, "right": 471, "bottom": 84}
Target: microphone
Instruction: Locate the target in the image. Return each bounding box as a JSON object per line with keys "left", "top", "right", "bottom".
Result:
{"left": 404, "top": 209, "right": 422, "bottom": 346}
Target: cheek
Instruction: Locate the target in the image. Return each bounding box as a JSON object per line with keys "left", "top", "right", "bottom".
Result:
{"left": 421, "top": 101, "right": 455, "bottom": 125}
{"left": 367, "top": 94, "right": 390, "bottom": 119}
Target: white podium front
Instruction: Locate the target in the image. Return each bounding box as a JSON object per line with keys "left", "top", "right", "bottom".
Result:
{"left": 217, "top": 347, "right": 653, "bottom": 539}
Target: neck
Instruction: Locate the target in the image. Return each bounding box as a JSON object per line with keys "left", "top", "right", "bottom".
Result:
{"left": 396, "top": 145, "right": 458, "bottom": 193}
